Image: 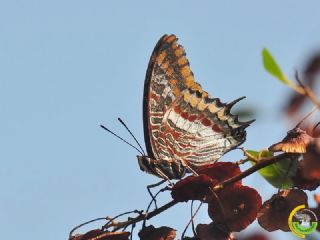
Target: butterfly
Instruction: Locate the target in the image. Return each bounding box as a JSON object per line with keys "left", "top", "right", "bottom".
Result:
{"left": 136, "top": 34, "right": 253, "bottom": 180}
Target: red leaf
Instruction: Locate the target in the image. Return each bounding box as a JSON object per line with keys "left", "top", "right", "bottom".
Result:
{"left": 258, "top": 189, "right": 308, "bottom": 232}
{"left": 171, "top": 175, "right": 217, "bottom": 202}
{"left": 138, "top": 225, "right": 176, "bottom": 240}
{"left": 208, "top": 185, "right": 261, "bottom": 232}
{"left": 196, "top": 223, "right": 235, "bottom": 240}
{"left": 197, "top": 162, "right": 242, "bottom": 185}
{"left": 269, "top": 128, "right": 313, "bottom": 153}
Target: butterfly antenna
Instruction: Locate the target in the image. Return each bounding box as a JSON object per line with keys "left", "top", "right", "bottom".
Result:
{"left": 100, "top": 125, "right": 144, "bottom": 155}
{"left": 117, "top": 118, "right": 146, "bottom": 155}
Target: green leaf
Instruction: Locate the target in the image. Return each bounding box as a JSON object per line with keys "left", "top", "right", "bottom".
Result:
{"left": 262, "top": 48, "right": 291, "bottom": 85}
{"left": 247, "top": 150, "right": 299, "bottom": 189}
{"left": 246, "top": 149, "right": 273, "bottom": 160}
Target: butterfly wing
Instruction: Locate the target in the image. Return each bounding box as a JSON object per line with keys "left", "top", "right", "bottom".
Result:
{"left": 143, "top": 34, "right": 252, "bottom": 166}
{"left": 143, "top": 35, "right": 206, "bottom": 159}
{"left": 158, "top": 89, "right": 252, "bottom": 168}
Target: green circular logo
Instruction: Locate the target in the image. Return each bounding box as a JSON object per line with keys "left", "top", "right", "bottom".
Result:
{"left": 288, "top": 205, "right": 318, "bottom": 238}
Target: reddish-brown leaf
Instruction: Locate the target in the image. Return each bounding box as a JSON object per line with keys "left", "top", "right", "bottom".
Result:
{"left": 171, "top": 174, "right": 217, "bottom": 202}
{"left": 71, "top": 230, "right": 130, "bottom": 240}
{"left": 309, "top": 195, "right": 320, "bottom": 231}
{"left": 302, "top": 138, "right": 320, "bottom": 180}
{"left": 292, "top": 164, "right": 320, "bottom": 191}
{"left": 197, "top": 162, "right": 242, "bottom": 185}
{"left": 258, "top": 189, "right": 308, "bottom": 232}
{"left": 239, "top": 233, "right": 270, "bottom": 240}
{"left": 196, "top": 223, "right": 235, "bottom": 240}
{"left": 138, "top": 225, "right": 176, "bottom": 240}
{"left": 269, "top": 128, "right": 314, "bottom": 153}
{"left": 70, "top": 229, "right": 103, "bottom": 240}
{"left": 208, "top": 185, "right": 261, "bottom": 232}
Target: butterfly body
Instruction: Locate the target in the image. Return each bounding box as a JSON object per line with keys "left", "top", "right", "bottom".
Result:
{"left": 137, "top": 155, "right": 187, "bottom": 179}
{"left": 138, "top": 34, "right": 253, "bottom": 180}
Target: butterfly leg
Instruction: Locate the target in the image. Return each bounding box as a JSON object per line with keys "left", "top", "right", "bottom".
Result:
{"left": 185, "top": 165, "right": 199, "bottom": 176}
{"left": 146, "top": 178, "right": 167, "bottom": 211}
{"left": 146, "top": 165, "right": 176, "bottom": 212}
{"left": 143, "top": 181, "right": 171, "bottom": 228}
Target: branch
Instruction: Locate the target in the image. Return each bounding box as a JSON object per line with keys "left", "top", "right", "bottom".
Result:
{"left": 215, "top": 153, "right": 297, "bottom": 189}
{"left": 111, "top": 200, "right": 178, "bottom": 231}
{"left": 295, "top": 71, "right": 320, "bottom": 108}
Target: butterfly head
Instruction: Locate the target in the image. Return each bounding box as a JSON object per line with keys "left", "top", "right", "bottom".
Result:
{"left": 137, "top": 155, "right": 154, "bottom": 174}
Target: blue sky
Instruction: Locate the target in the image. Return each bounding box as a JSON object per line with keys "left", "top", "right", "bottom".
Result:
{"left": 1, "top": 1, "right": 320, "bottom": 239}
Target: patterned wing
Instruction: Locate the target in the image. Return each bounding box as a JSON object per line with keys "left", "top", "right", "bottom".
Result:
{"left": 143, "top": 35, "right": 207, "bottom": 159}
{"left": 143, "top": 34, "right": 252, "bottom": 166}
{"left": 157, "top": 88, "right": 252, "bottom": 168}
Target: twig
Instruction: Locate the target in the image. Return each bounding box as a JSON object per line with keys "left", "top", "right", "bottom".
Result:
{"left": 103, "top": 210, "right": 142, "bottom": 230}
{"left": 69, "top": 217, "right": 107, "bottom": 239}
{"left": 214, "top": 153, "right": 299, "bottom": 190}
{"left": 295, "top": 71, "right": 320, "bottom": 108}
{"left": 112, "top": 200, "right": 178, "bottom": 231}
{"left": 191, "top": 201, "right": 196, "bottom": 236}
{"left": 69, "top": 210, "right": 142, "bottom": 239}
{"left": 143, "top": 186, "right": 170, "bottom": 228}
{"left": 312, "top": 122, "right": 320, "bottom": 136}
{"left": 295, "top": 106, "right": 318, "bottom": 128}
{"left": 181, "top": 201, "right": 203, "bottom": 239}
{"left": 69, "top": 201, "right": 178, "bottom": 238}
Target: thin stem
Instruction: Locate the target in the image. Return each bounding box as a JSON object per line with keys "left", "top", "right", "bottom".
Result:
{"left": 129, "top": 222, "right": 135, "bottom": 240}
{"left": 288, "top": 83, "right": 305, "bottom": 95}
{"left": 103, "top": 210, "right": 142, "bottom": 231}
{"left": 312, "top": 122, "right": 320, "bottom": 136}
{"left": 69, "top": 210, "right": 143, "bottom": 239}
{"left": 295, "top": 71, "right": 320, "bottom": 107}
{"left": 305, "top": 87, "right": 320, "bottom": 108}
{"left": 143, "top": 186, "right": 170, "bottom": 228}
{"left": 191, "top": 201, "right": 196, "bottom": 236}
{"left": 295, "top": 106, "right": 318, "bottom": 128}
{"left": 112, "top": 200, "right": 178, "bottom": 231}
{"left": 69, "top": 217, "right": 107, "bottom": 239}
{"left": 215, "top": 153, "right": 298, "bottom": 190}
{"left": 292, "top": 71, "right": 307, "bottom": 95}
{"left": 181, "top": 202, "right": 203, "bottom": 239}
